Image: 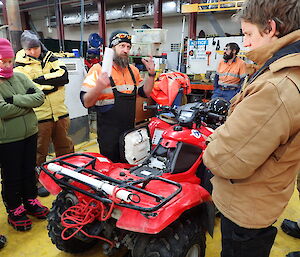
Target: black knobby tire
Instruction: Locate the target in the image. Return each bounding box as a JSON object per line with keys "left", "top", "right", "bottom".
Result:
{"left": 132, "top": 214, "right": 206, "bottom": 257}
{"left": 47, "top": 191, "right": 97, "bottom": 253}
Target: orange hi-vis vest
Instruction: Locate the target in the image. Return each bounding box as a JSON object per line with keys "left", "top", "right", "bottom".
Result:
{"left": 81, "top": 63, "right": 142, "bottom": 107}
{"left": 217, "top": 57, "right": 247, "bottom": 88}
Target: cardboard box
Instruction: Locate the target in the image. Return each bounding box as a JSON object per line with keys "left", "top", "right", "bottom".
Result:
{"left": 135, "top": 96, "right": 155, "bottom": 124}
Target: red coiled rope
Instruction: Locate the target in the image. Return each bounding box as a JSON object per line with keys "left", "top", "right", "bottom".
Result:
{"left": 61, "top": 198, "right": 116, "bottom": 247}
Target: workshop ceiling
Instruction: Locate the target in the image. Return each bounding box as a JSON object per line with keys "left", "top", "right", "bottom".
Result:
{"left": 17, "top": 0, "right": 158, "bottom": 14}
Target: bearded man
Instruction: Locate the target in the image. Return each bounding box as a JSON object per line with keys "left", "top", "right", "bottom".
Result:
{"left": 80, "top": 30, "right": 155, "bottom": 162}
{"left": 212, "top": 42, "right": 247, "bottom": 102}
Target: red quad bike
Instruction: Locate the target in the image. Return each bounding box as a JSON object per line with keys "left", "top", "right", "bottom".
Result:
{"left": 38, "top": 102, "right": 226, "bottom": 257}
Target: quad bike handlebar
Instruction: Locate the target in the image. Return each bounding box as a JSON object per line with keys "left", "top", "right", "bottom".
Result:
{"left": 145, "top": 102, "right": 226, "bottom": 128}
{"left": 175, "top": 102, "right": 227, "bottom": 128}
{"left": 144, "top": 104, "right": 177, "bottom": 115}
{"left": 199, "top": 107, "right": 227, "bottom": 122}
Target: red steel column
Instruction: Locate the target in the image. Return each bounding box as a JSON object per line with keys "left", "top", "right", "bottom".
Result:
{"left": 1, "top": 0, "right": 9, "bottom": 39}
{"left": 189, "top": 0, "right": 198, "bottom": 40}
{"left": 153, "top": 0, "right": 162, "bottom": 28}
{"left": 5, "top": 0, "right": 23, "bottom": 52}
{"left": 1, "top": 0, "right": 8, "bottom": 25}
{"left": 97, "top": 0, "right": 106, "bottom": 47}
{"left": 20, "top": 11, "right": 31, "bottom": 30}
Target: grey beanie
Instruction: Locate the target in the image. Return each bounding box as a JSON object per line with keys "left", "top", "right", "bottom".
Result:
{"left": 21, "top": 30, "right": 41, "bottom": 49}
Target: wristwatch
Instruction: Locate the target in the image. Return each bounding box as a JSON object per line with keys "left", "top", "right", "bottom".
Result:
{"left": 148, "top": 72, "right": 156, "bottom": 77}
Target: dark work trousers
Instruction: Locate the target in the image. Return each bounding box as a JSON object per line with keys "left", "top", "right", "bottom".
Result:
{"left": 220, "top": 215, "right": 277, "bottom": 257}
{"left": 0, "top": 134, "right": 38, "bottom": 212}
{"left": 212, "top": 87, "right": 240, "bottom": 102}
{"left": 97, "top": 68, "right": 137, "bottom": 163}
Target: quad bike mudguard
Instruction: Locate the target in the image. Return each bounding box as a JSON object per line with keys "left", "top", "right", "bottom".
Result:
{"left": 115, "top": 182, "right": 211, "bottom": 234}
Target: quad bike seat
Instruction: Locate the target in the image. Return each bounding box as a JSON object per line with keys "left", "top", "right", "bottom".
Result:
{"left": 130, "top": 142, "right": 202, "bottom": 178}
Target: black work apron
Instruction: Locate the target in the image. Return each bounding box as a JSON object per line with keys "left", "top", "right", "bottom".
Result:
{"left": 97, "top": 66, "right": 137, "bottom": 162}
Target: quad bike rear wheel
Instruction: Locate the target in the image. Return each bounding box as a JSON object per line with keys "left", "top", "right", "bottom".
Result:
{"left": 47, "top": 191, "right": 97, "bottom": 253}
{"left": 131, "top": 214, "right": 206, "bottom": 257}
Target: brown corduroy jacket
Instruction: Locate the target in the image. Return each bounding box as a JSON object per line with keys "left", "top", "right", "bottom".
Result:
{"left": 203, "top": 30, "right": 300, "bottom": 228}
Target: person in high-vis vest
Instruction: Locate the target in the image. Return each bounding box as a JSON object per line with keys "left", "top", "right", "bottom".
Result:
{"left": 81, "top": 30, "right": 155, "bottom": 162}
{"left": 212, "top": 42, "right": 247, "bottom": 102}
{"left": 14, "top": 31, "right": 74, "bottom": 197}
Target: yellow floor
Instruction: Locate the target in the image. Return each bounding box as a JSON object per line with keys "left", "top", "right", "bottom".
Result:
{"left": 0, "top": 138, "right": 299, "bottom": 257}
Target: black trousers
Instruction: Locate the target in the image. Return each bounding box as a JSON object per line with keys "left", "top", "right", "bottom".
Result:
{"left": 0, "top": 134, "right": 38, "bottom": 211}
{"left": 221, "top": 215, "right": 277, "bottom": 257}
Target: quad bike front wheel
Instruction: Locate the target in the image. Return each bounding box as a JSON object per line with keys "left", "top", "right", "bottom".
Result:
{"left": 47, "top": 191, "right": 97, "bottom": 253}
{"left": 131, "top": 214, "right": 206, "bottom": 257}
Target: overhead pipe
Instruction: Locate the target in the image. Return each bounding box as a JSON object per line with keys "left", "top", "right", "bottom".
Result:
{"left": 16, "top": 1, "right": 179, "bottom": 25}
{"left": 18, "top": 0, "right": 84, "bottom": 12}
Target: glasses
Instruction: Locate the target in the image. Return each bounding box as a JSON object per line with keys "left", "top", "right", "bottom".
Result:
{"left": 114, "top": 33, "right": 132, "bottom": 40}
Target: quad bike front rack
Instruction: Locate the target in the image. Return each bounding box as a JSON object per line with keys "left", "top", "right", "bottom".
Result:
{"left": 39, "top": 153, "right": 182, "bottom": 213}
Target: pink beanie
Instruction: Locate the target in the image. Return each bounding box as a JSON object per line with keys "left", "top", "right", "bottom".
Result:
{"left": 0, "top": 38, "right": 15, "bottom": 59}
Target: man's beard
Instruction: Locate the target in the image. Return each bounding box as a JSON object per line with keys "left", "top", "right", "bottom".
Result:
{"left": 114, "top": 54, "right": 129, "bottom": 68}
{"left": 223, "top": 52, "right": 234, "bottom": 61}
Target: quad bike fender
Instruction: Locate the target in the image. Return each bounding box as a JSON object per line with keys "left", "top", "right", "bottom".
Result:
{"left": 38, "top": 152, "right": 115, "bottom": 195}
{"left": 115, "top": 183, "right": 211, "bottom": 234}
{"left": 39, "top": 169, "right": 62, "bottom": 195}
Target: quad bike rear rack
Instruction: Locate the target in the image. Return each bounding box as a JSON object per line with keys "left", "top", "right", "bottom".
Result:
{"left": 39, "top": 153, "right": 182, "bottom": 213}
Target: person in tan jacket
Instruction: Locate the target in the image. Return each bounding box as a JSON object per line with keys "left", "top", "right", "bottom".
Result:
{"left": 203, "top": 0, "right": 300, "bottom": 256}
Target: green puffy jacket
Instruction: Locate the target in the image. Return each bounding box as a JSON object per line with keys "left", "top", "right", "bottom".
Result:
{"left": 0, "top": 72, "right": 44, "bottom": 144}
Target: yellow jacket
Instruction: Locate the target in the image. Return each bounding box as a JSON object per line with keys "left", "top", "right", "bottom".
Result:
{"left": 14, "top": 49, "right": 69, "bottom": 121}
{"left": 203, "top": 30, "right": 300, "bottom": 228}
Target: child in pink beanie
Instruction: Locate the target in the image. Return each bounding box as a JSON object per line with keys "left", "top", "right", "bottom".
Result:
{"left": 0, "top": 38, "right": 49, "bottom": 234}
{"left": 0, "top": 38, "right": 15, "bottom": 79}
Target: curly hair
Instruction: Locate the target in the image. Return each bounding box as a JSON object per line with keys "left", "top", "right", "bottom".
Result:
{"left": 234, "top": 0, "right": 300, "bottom": 37}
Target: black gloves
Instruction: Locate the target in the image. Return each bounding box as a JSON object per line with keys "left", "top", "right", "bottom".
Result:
{"left": 43, "top": 87, "right": 58, "bottom": 95}
{"left": 33, "top": 76, "right": 46, "bottom": 85}
{"left": 4, "top": 97, "right": 13, "bottom": 104}
{"left": 3, "top": 88, "right": 36, "bottom": 104}
{"left": 26, "top": 88, "right": 36, "bottom": 94}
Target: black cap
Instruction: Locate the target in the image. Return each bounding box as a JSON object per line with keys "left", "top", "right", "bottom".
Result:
{"left": 109, "top": 30, "right": 132, "bottom": 48}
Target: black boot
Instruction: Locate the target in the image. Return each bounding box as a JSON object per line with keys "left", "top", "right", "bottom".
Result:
{"left": 8, "top": 205, "right": 32, "bottom": 231}
{"left": 0, "top": 235, "right": 7, "bottom": 249}
{"left": 37, "top": 186, "right": 50, "bottom": 197}
{"left": 287, "top": 252, "right": 300, "bottom": 257}
{"left": 24, "top": 199, "right": 49, "bottom": 219}
{"left": 281, "top": 219, "right": 300, "bottom": 239}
